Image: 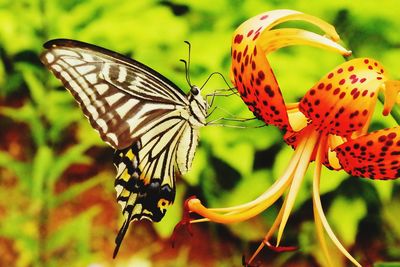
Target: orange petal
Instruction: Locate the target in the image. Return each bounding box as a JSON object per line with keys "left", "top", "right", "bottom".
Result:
{"left": 335, "top": 127, "right": 400, "bottom": 179}
{"left": 230, "top": 9, "right": 350, "bottom": 131}
{"left": 383, "top": 80, "right": 400, "bottom": 116}
{"left": 299, "top": 58, "right": 387, "bottom": 137}
{"left": 284, "top": 127, "right": 305, "bottom": 149}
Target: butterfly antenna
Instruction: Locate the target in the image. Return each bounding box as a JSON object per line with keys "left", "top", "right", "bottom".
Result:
{"left": 180, "top": 40, "right": 192, "bottom": 86}
{"left": 200, "top": 71, "right": 235, "bottom": 92}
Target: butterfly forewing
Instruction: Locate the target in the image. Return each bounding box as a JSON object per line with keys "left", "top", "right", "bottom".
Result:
{"left": 40, "top": 39, "right": 208, "bottom": 257}
{"left": 40, "top": 39, "right": 188, "bottom": 149}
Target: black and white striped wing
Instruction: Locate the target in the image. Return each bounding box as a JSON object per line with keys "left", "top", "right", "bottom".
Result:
{"left": 40, "top": 39, "right": 200, "bottom": 257}
{"left": 40, "top": 39, "right": 189, "bottom": 149}
{"left": 112, "top": 117, "right": 198, "bottom": 256}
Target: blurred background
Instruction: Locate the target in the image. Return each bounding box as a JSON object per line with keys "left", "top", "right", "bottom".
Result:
{"left": 1, "top": 0, "right": 400, "bottom": 266}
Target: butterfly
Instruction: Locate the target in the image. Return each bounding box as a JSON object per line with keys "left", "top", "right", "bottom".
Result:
{"left": 40, "top": 39, "right": 208, "bottom": 257}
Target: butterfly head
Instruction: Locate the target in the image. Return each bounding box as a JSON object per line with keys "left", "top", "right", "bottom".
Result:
{"left": 188, "top": 85, "right": 203, "bottom": 101}
{"left": 187, "top": 85, "right": 208, "bottom": 126}
{"left": 190, "top": 85, "right": 200, "bottom": 96}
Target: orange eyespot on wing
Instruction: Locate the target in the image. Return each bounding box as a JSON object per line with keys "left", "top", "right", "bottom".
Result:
{"left": 335, "top": 127, "right": 400, "bottom": 179}
{"left": 158, "top": 198, "right": 172, "bottom": 213}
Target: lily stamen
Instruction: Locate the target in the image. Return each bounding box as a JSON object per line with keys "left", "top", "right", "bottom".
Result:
{"left": 186, "top": 129, "right": 315, "bottom": 224}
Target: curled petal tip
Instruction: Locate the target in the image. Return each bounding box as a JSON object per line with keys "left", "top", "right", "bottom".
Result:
{"left": 383, "top": 80, "right": 400, "bottom": 116}
{"left": 231, "top": 9, "right": 351, "bottom": 131}
{"left": 343, "top": 50, "right": 353, "bottom": 57}
{"left": 187, "top": 197, "right": 201, "bottom": 208}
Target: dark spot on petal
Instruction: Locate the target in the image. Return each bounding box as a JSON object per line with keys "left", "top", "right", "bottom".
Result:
{"left": 234, "top": 34, "right": 243, "bottom": 44}
{"left": 264, "top": 85, "right": 275, "bottom": 97}
{"left": 258, "top": 70, "right": 265, "bottom": 80}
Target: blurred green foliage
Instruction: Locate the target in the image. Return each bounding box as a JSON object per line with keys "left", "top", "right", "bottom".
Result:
{"left": 0, "top": 0, "right": 399, "bottom": 266}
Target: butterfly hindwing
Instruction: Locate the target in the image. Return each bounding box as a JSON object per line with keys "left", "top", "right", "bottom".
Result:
{"left": 112, "top": 113, "right": 194, "bottom": 256}
{"left": 112, "top": 140, "right": 176, "bottom": 257}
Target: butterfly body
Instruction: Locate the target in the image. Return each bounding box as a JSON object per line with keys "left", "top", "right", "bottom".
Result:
{"left": 40, "top": 39, "right": 208, "bottom": 256}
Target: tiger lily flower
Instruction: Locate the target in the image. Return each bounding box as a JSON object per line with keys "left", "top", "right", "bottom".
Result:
{"left": 175, "top": 10, "right": 400, "bottom": 266}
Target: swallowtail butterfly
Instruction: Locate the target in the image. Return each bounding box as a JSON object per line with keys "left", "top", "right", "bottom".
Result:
{"left": 40, "top": 39, "right": 208, "bottom": 257}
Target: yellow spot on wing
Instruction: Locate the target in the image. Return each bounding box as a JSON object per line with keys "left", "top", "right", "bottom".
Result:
{"left": 126, "top": 149, "right": 135, "bottom": 159}
{"left": 121, "top": 169, "right": 131, "bottom": 182}
{"left": 120, "top": 189, "right": 130, "bottom": 198}
{"left": 157, "top": 198, "right": 171, "bottom": 212}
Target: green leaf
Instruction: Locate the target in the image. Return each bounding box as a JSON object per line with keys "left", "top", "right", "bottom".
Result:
{"left": 75, "top": 119, "right": 106, "bottom": 147}
{"left": 0, "top": 151, "right": 30, "bottom": 183}
{"left": 46, "top": 207, "right": 99, "bottom": 252}
{"left": 31, "top": 146, "right": 53, "bottom": 198}
{"left": 0, "top": 59, "right": 5, "bottom": 90}
{"left": 298, "top": 221, "right": 318, "bottom": 253}
{"left": 374, "top": 263, "right": 400, "bottom": 267}
{"left": 47, "top": 143, "right": 92, "bottom": 185}
{"left": 52, "top": 173, "right": 109, "bottom": 207}
{"left": 217, "top": 169, "right": 274, "bottom": 207}
{"left": 328, "top": 196, "right": 367, "bottom": 246}
{"left": 184, "top": 147, "right": 207, "bottom": 186}
{"left": 0, "top": 104, "right": 46, "bottom": 146}
{"left": 202, "top": 127, "right": 256, "bottom": 177}
{"left": 319, "top": 166, "right": 349, "bottom": 195}
{"left": 44, "top": 91, "right": 83, "bottom": 142}
{"left": 20, "top": 66, "right": 45, "bottom": 107}
{"left": 373, "top": 180, "right": 394, "bottom": 204}
{"left": 383, "top": 200, "right": 400, "bottom": 239}
{"left": 273, "top": 145, "right": 294, "bottom": 179}
{"left": 227, "top": 215, "right": 269, "bottom": 241}
{"left": 0, "top": 206, "right": 40, "bottom": 264}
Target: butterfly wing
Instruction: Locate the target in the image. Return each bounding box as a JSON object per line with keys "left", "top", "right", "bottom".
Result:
{"left": 40, "top": 38, "right": 189, "bottom": 149}
{"left": 40, "top": 39, "right": 197, "bottom": 256}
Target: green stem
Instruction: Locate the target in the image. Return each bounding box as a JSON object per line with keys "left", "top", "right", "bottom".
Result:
{"left": 378, "top": 94, "right": 400, "bottom": 125}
